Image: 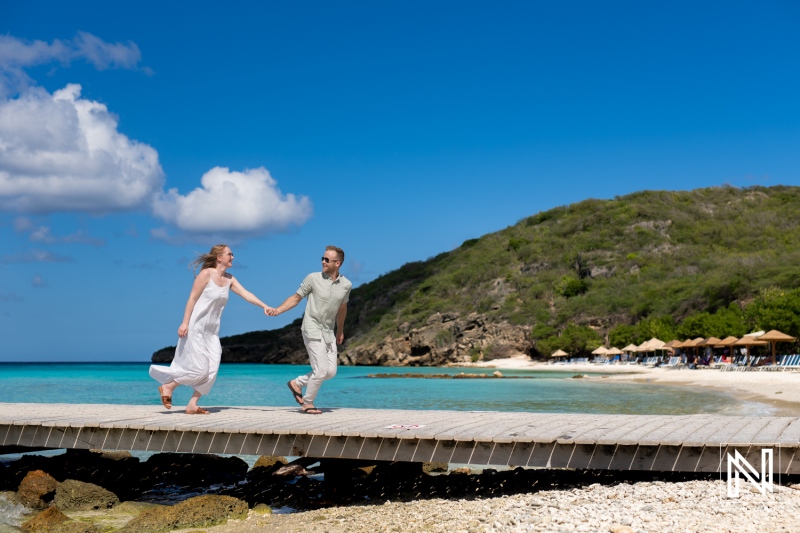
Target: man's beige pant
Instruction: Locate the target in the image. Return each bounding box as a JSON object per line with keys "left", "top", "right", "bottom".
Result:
{"left": 295, "top": 332, "right": 337, "bottom": 404}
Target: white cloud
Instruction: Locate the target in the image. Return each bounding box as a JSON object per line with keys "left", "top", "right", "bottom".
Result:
{"left": 152, "top": 166, "right": 312, "bottom": 236}
{"left": 31, "top": 275, "right": 48, "bottom": 288}
{"left": 1, "top": 249, "right": 72, "bottom": 263}
{"left": 72, "top": 32, "right": 144, "bottom": 71}
{"left": 13, "top": 216, "right": 33, "bottom": 232}
{"left": 0, "top": 32, "right": 146, "bottom": 97}
{"left": 0, "top": 84, "right": 164, "bottom": 213}
{"left": 31, "top": 226, "right": 104, "bottom": 246}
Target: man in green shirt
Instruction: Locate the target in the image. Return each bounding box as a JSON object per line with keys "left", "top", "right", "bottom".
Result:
{"left": 268, "top": 245, "right": 352, "bottom": 414}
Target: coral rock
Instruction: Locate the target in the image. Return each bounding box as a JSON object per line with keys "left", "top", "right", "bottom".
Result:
{"left": 21, "top": 505, "right": 69, "bottom": 532}
{"left": 119, "top": 494, "right": 248, "bottom": 533}
{"left": 17, "top": 470, "right": 59, "bottom": 509}
{"left": 54, "top": 479, "right": 119, "bottom": 511}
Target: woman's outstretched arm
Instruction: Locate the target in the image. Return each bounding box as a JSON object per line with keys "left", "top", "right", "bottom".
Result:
{"left": 230, "top": 276, "right": 273, "bottom": 314}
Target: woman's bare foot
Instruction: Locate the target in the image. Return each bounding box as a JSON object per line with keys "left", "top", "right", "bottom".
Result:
{"left": 186, "top": 407, "right": 210, "bottom": 415}
{"left": 158, "top": 386, "right": 172, "bottom": 409}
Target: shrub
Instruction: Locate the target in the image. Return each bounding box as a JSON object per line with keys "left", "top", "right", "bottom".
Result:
{"left": 556, "top": 276, "right": 589, "bottom": 298}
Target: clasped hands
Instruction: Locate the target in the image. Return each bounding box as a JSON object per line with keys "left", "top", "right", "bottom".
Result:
{"left": 263, "top": 306, "right": 281, "bottom": 317}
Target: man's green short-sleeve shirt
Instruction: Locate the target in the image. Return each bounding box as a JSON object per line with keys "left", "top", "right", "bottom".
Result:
{"left": 296, "top": 272, "right": 352, "bottom": 343}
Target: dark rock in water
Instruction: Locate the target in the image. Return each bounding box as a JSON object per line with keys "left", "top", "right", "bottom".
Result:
{"left": 54, "top": 479, "right": 119, "bottom": 511}
{"left": 139, "top": 452, "right": 249, "bottom": 489}
{"left": 17, "top": 469, "right": 59, "bottom": 509}
{"left": 119, "top": 494, "right": 248, "bottom": 533}
{"left": 21, "top": 505, "right": 69, "bottom": 532}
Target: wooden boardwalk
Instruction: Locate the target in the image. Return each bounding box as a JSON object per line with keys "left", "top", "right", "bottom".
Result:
{"left": 2, "top": 403, "right": 799, "bottom": 473}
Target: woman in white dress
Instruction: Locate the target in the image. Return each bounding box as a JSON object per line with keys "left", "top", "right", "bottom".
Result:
{"left": 149, "top": 244, "right": 271, "bottom": 414}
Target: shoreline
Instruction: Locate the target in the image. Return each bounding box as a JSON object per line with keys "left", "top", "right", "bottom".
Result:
{"left": 460, "top": 355, "right": 800, "bottom": 416}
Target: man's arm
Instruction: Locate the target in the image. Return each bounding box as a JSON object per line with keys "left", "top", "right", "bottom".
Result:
{"left": 268, "top": 294, "right": 303, "bottom": 316}
{"left": 335, "top": 302, "right": 347, "bottom": 344}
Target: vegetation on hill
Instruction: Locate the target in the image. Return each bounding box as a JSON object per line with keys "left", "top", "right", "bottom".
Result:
{"left": 155, "top": 185, "right": 800, "bottom": 361}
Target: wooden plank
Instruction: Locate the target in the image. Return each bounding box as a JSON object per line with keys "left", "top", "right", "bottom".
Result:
{"left": 1, "top": 404, "right": 799, "bottom": 475}
{"left": 682, "top": 417, "right": 753, "bottom": 447}
{"left": 775, "top": 419, "right": 800, "bottom": 446}
{"left": 639, "top": 416, "right": 720, "bottom": 447}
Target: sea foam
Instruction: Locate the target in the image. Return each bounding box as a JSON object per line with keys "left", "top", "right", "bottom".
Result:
{"left": 0, "top": 494, "right": 26, "bottom": 527}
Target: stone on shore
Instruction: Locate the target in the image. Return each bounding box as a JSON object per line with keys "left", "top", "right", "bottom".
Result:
{"left": 89, "top": 449, "right": 132, "bottom": 461}
{"left": 421, "top": 462, "right": 448, "bottom": 474}
{"left": 250, "top": 455, "right": 287, "bottom": 471}
{"left": 21, "top": 505, "right": 69, "bottom": 532}
{"left": 252, "top": 503, "right": 272, "bottom": 515}
{"left": 54, "top": 479, "right": 119, "bottom": 511}
{"left": 118, "top": 494, "right": 248, "bottom": 533}
{"left": 17, "top": 470, "right": 59, "bottom": 509}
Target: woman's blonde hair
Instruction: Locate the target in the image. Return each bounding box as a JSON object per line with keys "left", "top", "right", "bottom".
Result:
{"left": 190, "top": 244, "right": 229, "bottom": 274}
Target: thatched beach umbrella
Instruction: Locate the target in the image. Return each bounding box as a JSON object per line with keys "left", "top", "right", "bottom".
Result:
{"left": 605, "top": 347, "right": 623, "bottom": 361}
{"left": 621, "top": 343, "right": 638, "bottom": 361}
{"left": 550, "top": 349, "right": 569, "bottom": 360}
{"left": 644, "top": 338, "right": 666, "bottom": 350}
{"left": 685, "top": 337, "right": 706, "bottom": 360}
{"left": 664, "top": 340, "right": 683, "bottom": 360}
{"left": 700, "top": 337, "right": 722, "bottom": 347}
{"left": 670, "top": 339, "right": 687, "bottom": 351}
{"left": 698, "top": 337, "right": 722, "bottom": 362}
{"left": 591, "top": 346, "right": 608, "bottom": 362}
{"left": 733, "top": 335, "right": 768, "bottom": 366}
{"left": 759, "top": 330, "right": 797, "bottom": 365}
{"left": 714, "top": 336, "right": 739, "bottom": 362}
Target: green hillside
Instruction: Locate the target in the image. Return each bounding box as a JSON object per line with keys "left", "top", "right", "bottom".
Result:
{"left": 153, "top": 185, "right": 800, "bottom": 363}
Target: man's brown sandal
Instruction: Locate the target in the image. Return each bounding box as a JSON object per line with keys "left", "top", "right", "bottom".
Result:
{"left": 287, "top": 381, "right": 303, "bottom": 405}
{"left": 301, "top": 405, "right": 322, "bottom": 415}
{"left": 186, "top": 407, "right": 210, "bottom": 415}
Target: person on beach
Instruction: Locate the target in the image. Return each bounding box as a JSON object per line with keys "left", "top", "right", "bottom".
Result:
{"left": 268, "top": 246, "right": 351, "bottom": 414}
{"left": 150, "top": 244, "right": 272, "bottom": 414}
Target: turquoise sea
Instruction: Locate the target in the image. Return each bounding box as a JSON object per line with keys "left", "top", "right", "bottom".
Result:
{"left": 0, "top": 362, "right": 774, "bottom": 416}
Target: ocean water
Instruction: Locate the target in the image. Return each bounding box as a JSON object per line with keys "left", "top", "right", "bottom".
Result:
{"left": 0, "top": 362, "right": 772, "bottom": 416}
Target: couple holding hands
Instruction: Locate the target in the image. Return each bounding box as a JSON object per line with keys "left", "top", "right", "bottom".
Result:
{"left": 149, "top": 245, "right": 351, "bottom": 415}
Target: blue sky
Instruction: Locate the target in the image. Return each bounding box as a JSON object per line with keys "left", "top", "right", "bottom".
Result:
{"left": 1, "top": 1, "right": 799, "bottom": 361}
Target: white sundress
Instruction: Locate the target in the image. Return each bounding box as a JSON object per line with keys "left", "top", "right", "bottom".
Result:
{"left": 149, "top": 278, "right": 230, "bottom": 396}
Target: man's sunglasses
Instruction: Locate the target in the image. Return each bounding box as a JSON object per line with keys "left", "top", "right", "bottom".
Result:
{"left": 321, "top": 257, "right": 339, "bottom": 264}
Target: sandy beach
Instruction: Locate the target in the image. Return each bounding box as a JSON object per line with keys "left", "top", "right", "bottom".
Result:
{"left": 461, "top": 355, "right": 800, "bottom": 416}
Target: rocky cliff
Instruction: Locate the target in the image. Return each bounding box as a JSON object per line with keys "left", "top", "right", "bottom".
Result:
{"left": 341, "top": 312, "right": 530, "bottom": 366}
